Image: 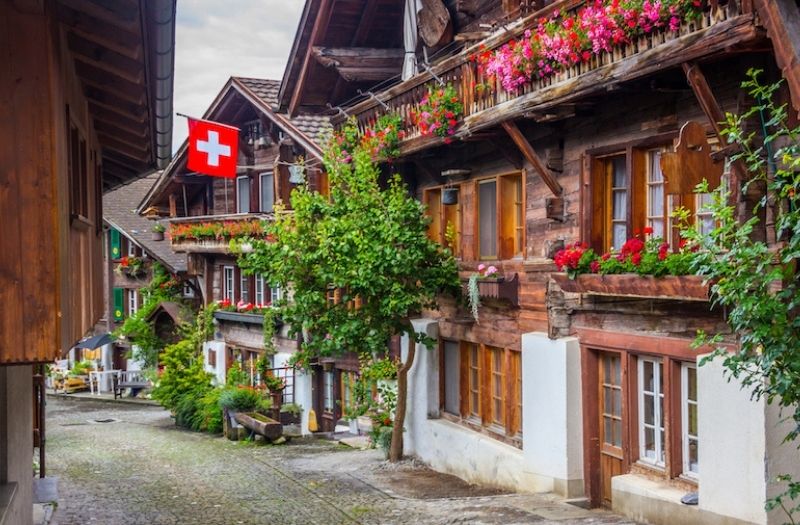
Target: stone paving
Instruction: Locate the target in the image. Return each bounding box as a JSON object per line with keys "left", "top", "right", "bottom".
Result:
{"left": 46, "top": 397, "right": 638, "bottom": 525}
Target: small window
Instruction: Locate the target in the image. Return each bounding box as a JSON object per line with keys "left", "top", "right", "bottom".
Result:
{"left": 260, "top": 172, "right": 274, "bottom": 213}
{"left": 608, "top": 155, "right": 628, "bottom": 251}
{"left": 467, "top": 343, "right": 481, "bottom": 419}
{"left": 323, "top": 371, "right": 334, "bottom": 412}
{"left": 682, "top": 363, "right": 699, "bottom": 477}
{"left": 183, "top": 282, "right": 195, "bottom": 298}
{"left": 443, "top": 341, "right": 460, "bottom": 416}
{"left": 223, "top": 266, "right": 235, "bottom": 303}
{"left": 237, "top": 175, "right": 250, "bottom": 214}
{"left": 127, "top": 239, "right": 137, "bottom": 257}
{"left": 478, "top": 180, "right": 497, "bottom": 259}
{"left": 208, "top": 349, "right": 217, "bottom": 368}
{"left": 639, "top": 357, "right": 665, "bottom": 467}
{"left": 254, "top": 275, "right": 265, "bottom": 305}
{"left": 489, "top": 346, "right": 505, "bottom": 428}
{"left": 271, "top": 285, "right": 282, "bottom": 304}
{"left": 647, "top": 150, "right": 666, "bottom": 240}
{"left": 340, "top": 371, "right": 357, "bottom": 413}
{"left": 127, "top": 289, "right": 138, "bottom": 316}
{"left": 240, "top": 272, "right": 250, "bottom": 303}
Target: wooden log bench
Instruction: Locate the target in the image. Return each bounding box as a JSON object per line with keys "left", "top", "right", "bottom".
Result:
{"left": 112, "top": 371, "right": 150, "bottom": 400}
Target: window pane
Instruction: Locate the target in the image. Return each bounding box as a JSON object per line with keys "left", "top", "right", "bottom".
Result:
{"left": 237, "top": 177, "right": 250, "bottom": 214}
{"left": 644, "top": 427, "right": 655, "bottom": 459}
{"left": 479, "top": 181, "right": 497, "bottom": 257}
{"left": 612, "top": 388, "right": 621, "bottom": 416}
{"left": 644, "top": 394, "right": 654, "bottom": 425}
{"left": 612, "top": 190, "right": 627, "bottom": 220}
{"left": 612, "top": 157, "right": 627, "bottom": 187}
{"left": 643, "top": 361, "right": 654, "bottom": 392}
{"left": 688, "top": 366, "right": 697, "bottom": 400}
{"left": 688, "top": 438, "right": 699, "bottom": 473}
{"left": 443, "top": 341, "right": 460, "bottom": 415}
{"left": 612, "top": 420, "right": 622, "bottom": 447}
{"left": 260, "top": 172, "right": 274, "bottom": 213}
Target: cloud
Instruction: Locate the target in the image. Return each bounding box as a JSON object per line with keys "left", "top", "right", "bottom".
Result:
{"left": 172, "top": 1, "right": 305, "bottom": 151}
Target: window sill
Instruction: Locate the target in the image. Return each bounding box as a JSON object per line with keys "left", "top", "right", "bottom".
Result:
{"left": 439, "top": 412, "right": 522, "bottom": 449}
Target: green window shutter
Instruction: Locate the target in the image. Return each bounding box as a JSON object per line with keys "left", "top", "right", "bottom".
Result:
{"left": 110, "top": 229, "right": 121, "bottom": 260}
{"left": 113, "top": 288, "right": 124, "bottom": 322}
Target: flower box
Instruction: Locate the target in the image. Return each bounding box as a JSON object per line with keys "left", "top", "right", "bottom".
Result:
{"left": 461, "top": 273, "right": 520, "bottom": 306}
{"left": 551, "top": 273, "right": 710, "bottom": 301}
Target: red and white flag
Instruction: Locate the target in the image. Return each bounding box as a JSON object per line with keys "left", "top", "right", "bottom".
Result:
{"left": 186, "top": 118, "right": 239, "bottom": 179}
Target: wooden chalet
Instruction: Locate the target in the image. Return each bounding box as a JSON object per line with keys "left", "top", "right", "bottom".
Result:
{"left": 0, "top": 0, "right": 176, "bottom": 521}
{"left": 139, "top": 77, "right": 330, "bottom": 429}
{"left": 280, "top": 0, "right": 800, "bottom": 523}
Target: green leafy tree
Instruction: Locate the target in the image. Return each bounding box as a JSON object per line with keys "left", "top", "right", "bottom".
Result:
{"left": 239, "top": 137, "right": 459, "bottom": 461}
{"left": 681, "top": 69, "right": 800, "bottom": 520}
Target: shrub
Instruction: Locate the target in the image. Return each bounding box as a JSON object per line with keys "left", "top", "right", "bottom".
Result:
{"left": 218, "top": 387, "right": 271, "bottom": 413}
{"left": 70, "top": 360, "right": 93, "bottom": 376}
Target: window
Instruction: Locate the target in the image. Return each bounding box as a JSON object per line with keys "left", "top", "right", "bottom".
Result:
{"left": 323, "top": 371, "right": 334, "bottom": 412}
{"left": 67, "top": 108, "right": 90, "bottom": 220}
{"left": 601, "top": 154, "right": 629, "bottom": 251}
{"left": 340, "top": 371, "right": 357, "bottom": 413}
{"left": 270, "top": 285, "right": 282, "bottom": 304}
{"left": 682, "top": 363, "right": 699, "bottom": 477}
{"left": 647, "top": 150, "right": 666, "bottom": 240}
{"left": 467, "top": 343, "right": 481, "bottom": 419}
{"left": 424, "top": 186, "right": 462, "bottom": 257}
{"left": 183, "top": 282, "right": 195, "bottom": 298}
{"left": 127, "top": 239, "right": 137, "bottom": 257}
{"left": 240, "top": 272, "right": 250, "bottom": 303}
{"left": 639, "top": 357, "right": 665, "bottom": 467}
{"left": 260, "top": 172, "right": 274, "bottom": 213}
{"left": 489, "top": 346, "right": 505, "bottom": 428}
{"left": 445, "top": 340, "right": 522, "bottom": 441}
{"left": 127, "top": 289, "right": 138, "bottom": 316}
{"left": 254, "top": 275, "right": 265, "bottom": 305}
{"left": 442, "top": 341, "right": 460, "bottom": 416}
{"left": 477, "top": 173, "right": 524, "bottom": 260}
{"left": 479, "top": 180, "right": 497, "bottom": 258}
{"left": 237, "top": 175, "right": 250, "bottom": 214}
{"left": 223, "top": 266, "right": 235, "bottom": 302}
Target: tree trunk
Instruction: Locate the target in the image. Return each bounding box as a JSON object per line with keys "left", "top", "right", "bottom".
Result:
{"left": 389, "top": 332, "right": 416, "bottom": 462}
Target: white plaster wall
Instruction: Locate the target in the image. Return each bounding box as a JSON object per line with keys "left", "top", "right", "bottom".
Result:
{"left": 521, "top": 333, "right": 584, "bottom": 496}
{"left": 403, "top": 319, "right": 529, "bottom": 491}
{"left": 699, "top": 355, "right": 768, "bottom": 524}
{"left": 294, "top": 369, "right": 313, "bottom": 436}
{"left": 203, "top": 341, "right": 227, "bottom": 386}
{"left": 764, "top": 401, "right": 800, "bottom": 525}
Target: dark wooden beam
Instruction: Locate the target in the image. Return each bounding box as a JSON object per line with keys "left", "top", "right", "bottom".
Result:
{"left": 336, "top": 67, "right": 400, "bottom": 82}
{"left": 74, "top": 61, "right": 145, "bottom": 105}
{"left": 89, "top": 105, "right": 148, "bottom": 135}
{"left": 59, "top": 0, "right": 140, "bottom": 32}
{"left": 67, "top": 32, "right": 144, "bottom": 84}
{"left": 94, "top": 120, "right": 147, "bottom": 144}
{"left": 57, "top": 4, "right": 142, "bottom": 61}
{"left": 501, "top": 120, "right": 562, "bottom": 197}
{"left": 753, "top": 0, "right": 800, "bottom": 117}
{"left": 288, "top": 0, "right": 333, "bottom": 116}
{"left": 351, "top": 0, "right": 380, "bottom": 45}
{"left": 312, "top": 47, "right": 404, "bottom": 67}
{"left": 97, "top": 132, "right": 150, "bottom": 158}
{"left": 490, "top": 137, "right": 523, "bottom": 170}
{"left": 87, "top": 96, "right": 146, "bottom": 123}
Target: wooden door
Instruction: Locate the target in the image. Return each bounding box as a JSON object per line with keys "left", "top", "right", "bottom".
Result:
{"left": 599, "top": 352, "right": 624, "bottom": 507}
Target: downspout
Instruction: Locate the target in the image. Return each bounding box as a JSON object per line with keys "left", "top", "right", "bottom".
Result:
{"left": 144, "top": 0, "right": 177, "bottom": 168}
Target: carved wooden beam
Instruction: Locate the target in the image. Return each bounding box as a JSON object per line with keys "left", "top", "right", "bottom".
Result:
{"left": 501, "top": 121, "right": 562, "bottom": 197}
{"left": 312, "top": 47, "right": 403, "bottom": 82}
{"left": 682, "top": 62, "right": 747, "bottom": 198}
{"left": 57, "top": 4, "right": 143, "bottom": 61}
{"left": 67, "top": 32, "right": 144, "bottom": 84}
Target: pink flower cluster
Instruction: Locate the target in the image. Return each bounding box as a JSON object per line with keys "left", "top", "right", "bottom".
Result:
{"left": 477, "top": 263, "right": 499, "bottom": 277}
{"left": 411, "top": 84, "right": 463, "bottom": 142}
{"left": 217, "top": 298, "right": 272, "bottom": 313}
{"left": 473, "top": 0, "right": 703, "bottom": 92}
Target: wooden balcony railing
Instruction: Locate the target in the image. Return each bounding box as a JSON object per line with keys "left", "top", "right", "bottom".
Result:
{"left": 334, "top": 0, "right": 757, "bottom": 156}
{"left": 167, "top": 213, "right": 271, "bottom": 254}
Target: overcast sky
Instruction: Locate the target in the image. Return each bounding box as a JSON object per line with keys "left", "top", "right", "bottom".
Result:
{"left": 172, "top": 1, "right": 305, "bottom": 151}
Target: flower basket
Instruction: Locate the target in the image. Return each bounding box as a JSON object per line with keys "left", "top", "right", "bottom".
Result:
{"left": 152, "top": 231, "right": 164, "bottom": 241}
{"left": 442, "top": 187, "right": 459, "bottom": 205}
{"left": 551, "top": 273, "right": 710, "bottom": 301}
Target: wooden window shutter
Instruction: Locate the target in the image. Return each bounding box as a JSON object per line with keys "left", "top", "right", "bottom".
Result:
{"left": 113, "top": 288, "right": 124, "bottom": 321}
{"left": 110, "top": 229, "right": 121, "bottom": 259}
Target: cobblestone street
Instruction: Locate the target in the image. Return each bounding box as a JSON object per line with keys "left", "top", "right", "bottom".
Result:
{"left": 46, "top": 397, "right": 636, "bottom": 525}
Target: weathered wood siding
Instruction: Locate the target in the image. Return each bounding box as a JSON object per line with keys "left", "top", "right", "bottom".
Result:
{"left": 0, "top": 5, "right": 104, "bottom": 364}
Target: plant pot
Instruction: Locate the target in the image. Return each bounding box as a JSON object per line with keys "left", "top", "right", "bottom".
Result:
{"left": 442, "top": 187, "right": 459, "bottom": 205}
{"left": 152, "top": 231, "right": 164, "bottom": 241}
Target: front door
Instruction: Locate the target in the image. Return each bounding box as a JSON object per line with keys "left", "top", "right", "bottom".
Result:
{"left": 599, "top": 352, "right": 624, "bottom": 507}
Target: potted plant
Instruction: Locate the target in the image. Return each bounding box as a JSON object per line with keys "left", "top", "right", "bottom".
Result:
{"left": 263, "top": 374, "right": 285, "bottom": 411}
{"left": 279, "top": 403, "right": 302, "bottom": 425}
{"left": 152, "top": 223, "right": 165, "bottom": 241}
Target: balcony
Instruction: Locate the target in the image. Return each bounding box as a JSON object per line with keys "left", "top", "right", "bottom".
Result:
{"left": 335, "top": 0, "right": 759, "bottom": 155}
{"left": 167, "top": 213, "right": 271, "bottom": 254}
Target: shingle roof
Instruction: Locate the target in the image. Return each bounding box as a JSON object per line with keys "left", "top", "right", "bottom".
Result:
{"left": 234, "top": 76, "right": 331, "bottom": 146}
{"left": 234, "top": 77, "right": 281, "bottom": 109}
{"left": 103, "top": 172, "right": 187, "bottom": 273}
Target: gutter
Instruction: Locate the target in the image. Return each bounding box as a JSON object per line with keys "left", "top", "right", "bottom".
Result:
{"left": 144, "top": 0, "right": 177, "bottom": 169}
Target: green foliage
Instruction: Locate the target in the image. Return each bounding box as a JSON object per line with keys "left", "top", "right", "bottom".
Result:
{"left": 682, "top": 69, "right": 800, "bottom": 520}
{"left": 263, "top": 374, "right": 285, "bottom": 393}
{"left": 225, "top": 361, "right": 250, "bottom": 387}
{"left": 69, "top": 360, "right": 93, "bottom": 376}
{"left": 218, "top": 387, "right": 272, "bottom": 413}
{"left": 262, "top": 308, "right": 277, "bottom": 355}
{"left": 113, "top": 263, "right": 185, "bottom": 368}
{"left": 361, "top": 356, "right": 398, "bottom": 382}
{"left": 238, "top": 129, "right": 460, "bottom": 368}
{"left": 151, "top": 339, "right": 212, "bottom": 410}
{"left": 279, "top": 403, "right": 303, "bottom": 415}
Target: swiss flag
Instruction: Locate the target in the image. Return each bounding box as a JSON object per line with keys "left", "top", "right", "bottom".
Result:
{"left": 187, "top": 118, "right": 239, "bottom": 179}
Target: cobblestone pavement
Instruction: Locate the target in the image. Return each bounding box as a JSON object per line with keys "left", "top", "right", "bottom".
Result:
{"left": 46, "top": 397, "right": 639, "bottom": 525}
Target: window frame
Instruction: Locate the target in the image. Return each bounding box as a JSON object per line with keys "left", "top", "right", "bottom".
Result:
{"left": 127, "top": 289, "right": 138, "bottom": 316}
{"left": 638, "top": 356, "right": 666, "bottom": 468}
{"left": 681, "top": 363, "right": 699, "bottom": 479}
{"left": 270, "top": 284, "right": 282, "bottom": 304}
{"left": 323, "top": 370, "right": 334, "bottom": 412}
{"left": 423, "top": 185, "right": 462, "bottom": 258}
{"left": 254, "top": 275, "right": 265, "bottom": 306}
{"left": 475, "top": 172, "right": 525, "bottom": 261}
{"left": 236, "top": 175, "right": 251, "bottom": 214}
{"left": 223, "top": 265, "right": 235, "bottom": 303}
{"left": 259, "top": 171, "right": 274, "bottom": 213}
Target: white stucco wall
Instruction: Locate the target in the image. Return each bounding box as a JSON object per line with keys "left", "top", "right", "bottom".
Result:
{"left": 203, "top": 341, "right": 227, "bottom": 386}
{"left": 402, "top": 321, "right": 584, "bottom": 495}
{"left": 294, "top": 369, "right": 313, "bottom": 436}
{"left": 0, "top": 365, "right": 33, "bottom": 525}
{"left": 522, "top": 333, "right": 584, "bottom": 496}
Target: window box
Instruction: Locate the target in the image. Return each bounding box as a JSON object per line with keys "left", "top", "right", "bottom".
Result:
{"left": 551, "top": 273, "right": 710, "bottom": 301}
{"left": 213, "top": 310, "right": 283, "bottom": 327}
{"left": 461, "top": 273, "right": 520, "bottom": 307}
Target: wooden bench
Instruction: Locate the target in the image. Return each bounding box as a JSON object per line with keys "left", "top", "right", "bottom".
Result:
{"left": 112, "top": 371, "right": 150, "bottom": 400}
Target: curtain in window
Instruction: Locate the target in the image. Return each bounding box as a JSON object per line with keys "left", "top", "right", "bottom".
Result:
{"left": 479, "top": 181, "right": 497, "bottom": 257}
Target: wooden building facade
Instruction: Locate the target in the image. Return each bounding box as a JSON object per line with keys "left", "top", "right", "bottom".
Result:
{"left": 280, "top": 0, "right": 800, "bottom": 523}
{"left": 0, "top": 0, "right": 175, "bottom": 522}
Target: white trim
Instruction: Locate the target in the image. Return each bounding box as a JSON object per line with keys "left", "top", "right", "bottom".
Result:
{"left": 270, "top": 284, "right": 282, "bottom": 304}
{"left": 240, "top": 271, "right": 249, "bottom": 302}
{"left": 236, "top": 175, "right": 250, "bottom": 214}
{"left": 127, "top": 289, "right": 138, "bottom": 315}
{"left": 223, "top": 266, "right": 235, "bottom": 302}
{"left": 254, "top": 275, "right": 265, "bottom": 305}
{"left": 682, "top": 362, "right": 699, "bottom": 479}
{"left": 259, "top": 171, "right": 274, "bottom": 213}
{"left": 638, "top": 356, "right": 665, "bottom": 468}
